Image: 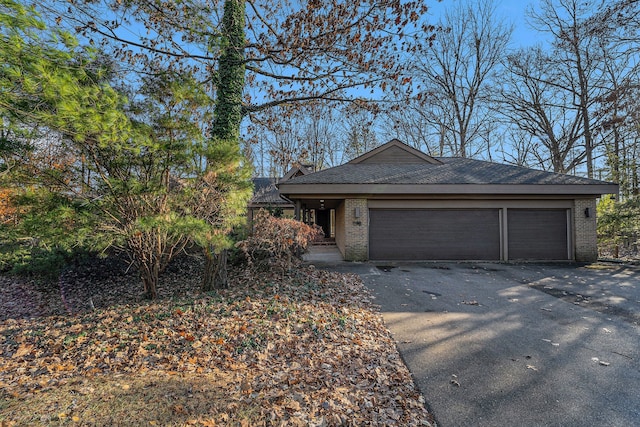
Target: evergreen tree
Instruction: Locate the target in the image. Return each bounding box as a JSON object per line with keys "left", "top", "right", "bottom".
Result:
{"left": 0, "top": 0, "right": 249, "bottom": 297}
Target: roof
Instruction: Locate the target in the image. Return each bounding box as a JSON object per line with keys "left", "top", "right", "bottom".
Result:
{"left": 281, "top": 164, "right": 314, "bottom": 181}
{"left": 277, "top": 140, "right": 619, "bottom": 197}
{"left": 249, "top": 178, "right": 291, "bottom": 206}
{"left": 280, "top": 158, "right": 612, "bottom": 186}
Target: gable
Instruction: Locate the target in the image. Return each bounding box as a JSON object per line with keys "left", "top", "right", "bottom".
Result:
{"left": 357, "top": 145, "right": 428, "bottom": 164}
{"left": 280, "top": 164, "right": 312, "bottom": 181}
{"left": 349, "top": 139, "right": 442, "bottom": 165}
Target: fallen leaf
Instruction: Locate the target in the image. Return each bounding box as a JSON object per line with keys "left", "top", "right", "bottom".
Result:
{"left": 0, "top": 266, "right": 435, "bottom": 426}
{"left": 172, "top": 405, "right": 186, "bottom": 415}
{"left": 11, "top": 344, "right": 33, "bottom": 359}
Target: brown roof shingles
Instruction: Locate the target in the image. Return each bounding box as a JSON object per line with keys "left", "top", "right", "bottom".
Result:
{"left": 281, "top": 158, "right": 613, "bottom": 186}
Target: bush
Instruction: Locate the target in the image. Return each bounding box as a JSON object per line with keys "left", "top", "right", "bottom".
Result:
{"left": 236, "top": 210, "right": 323, "bottom": 272}
{"left": 0, "top": 189, "right": 95, "bottom": 278}
{"left": 597, "top": 195, "right": 640, "bottom": 259}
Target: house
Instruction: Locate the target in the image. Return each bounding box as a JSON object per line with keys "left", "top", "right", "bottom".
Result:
{"left": 248, "top": 177, "right": 293, "bottom": 223}
{"left": 277, "top": 139, "right": 619, "bottom": 262}
{"left": 247, "top": 164, "right": 313, "bottom": 223}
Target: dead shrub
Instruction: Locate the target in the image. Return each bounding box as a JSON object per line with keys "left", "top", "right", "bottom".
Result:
{"left": 236, "top": 210, "right": 323, "bottom": 272}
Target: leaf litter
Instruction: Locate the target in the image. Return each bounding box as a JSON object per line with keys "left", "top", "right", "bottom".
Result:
{"left": 0, "top": 261, "right": 435, "bottom": 426}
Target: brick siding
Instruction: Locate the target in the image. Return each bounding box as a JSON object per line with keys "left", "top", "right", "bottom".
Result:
{"left": 343, "top": 199, "right": 368, "bottom": 261}
{"left": 574, "top": 199, "right": 598, "bottom": 262}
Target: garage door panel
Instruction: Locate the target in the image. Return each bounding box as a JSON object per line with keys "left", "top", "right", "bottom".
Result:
{"left": 508, "top": 209, "right": 568, "bottom": 260}
{"left": 369, "top": 209, "right": 500, "bottom": 260}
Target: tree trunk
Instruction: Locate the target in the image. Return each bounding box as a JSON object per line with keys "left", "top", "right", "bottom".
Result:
{"left": 202, "top": 248, "right": 228, "bottom": 291}
{"left": 211, "top": 0, "right": 246, "bottom": 144}
{"left": 201, "top": 0, "right": 246, "bottom": 289}
{"left": 141, "top": 269, "right": 159, "bottom": 299}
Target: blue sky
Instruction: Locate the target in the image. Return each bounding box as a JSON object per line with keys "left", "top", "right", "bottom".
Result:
{"left": 501, "top": 1, "right": 552, "bottom": 48}
{"left": 426, "top": 0, "right": 546, "bottom": 48}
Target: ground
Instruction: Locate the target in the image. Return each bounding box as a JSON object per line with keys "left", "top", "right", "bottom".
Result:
{"left": 328, "top": 261, "right": 640, "bottom": 427}
{"left": 0, "top": 256, "right": 434, "bottom": 426}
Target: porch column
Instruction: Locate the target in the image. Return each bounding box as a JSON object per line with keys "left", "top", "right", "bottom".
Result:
{"left": 294, "top": 200, "right": 301, "bottom": 220}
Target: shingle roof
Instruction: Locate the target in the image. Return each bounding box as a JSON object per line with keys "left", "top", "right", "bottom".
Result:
{"left": 250, "top": 178, "right": 291, "bottom": 205}
{"left": 282, "top": 157, "right": 613, "bottom": 186}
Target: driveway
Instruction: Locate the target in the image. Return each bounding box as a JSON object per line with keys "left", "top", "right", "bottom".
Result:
{"left": 323, "top": 262, "right": 640, "bottom": 427}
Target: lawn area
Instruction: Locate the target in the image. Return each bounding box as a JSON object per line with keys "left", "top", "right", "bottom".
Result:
{"left": 0, "top": 260, "right": 434, "bottom": 426}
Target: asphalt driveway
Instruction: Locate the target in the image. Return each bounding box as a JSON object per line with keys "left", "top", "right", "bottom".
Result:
{"left": 323, "top": 262, "right": 640, "bottom": 427}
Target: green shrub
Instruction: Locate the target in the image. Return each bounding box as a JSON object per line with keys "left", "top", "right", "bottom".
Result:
{"left": 0, "top": 189, "right": 96, "bottom": 278}
{"left": 597, "top": 196, "right": 640, "bottom": 258}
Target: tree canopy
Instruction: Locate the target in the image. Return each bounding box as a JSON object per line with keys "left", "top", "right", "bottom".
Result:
{"left": 42, "top": 0, "right": 431, "bottom": 117}
{"left": 0, "top": 0, "right": 251, "bottom": 298}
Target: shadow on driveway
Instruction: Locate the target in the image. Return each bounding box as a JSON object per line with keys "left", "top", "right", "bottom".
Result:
{"left": 320, "top": 262, "right": 640, "bottom": 427}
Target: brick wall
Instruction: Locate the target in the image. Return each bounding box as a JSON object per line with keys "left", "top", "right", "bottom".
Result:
{"left": 574, "top": 198, "right": 598, "bottom": 262}
{"left": 343, "top": 199, "right": 368, "bottom": 261}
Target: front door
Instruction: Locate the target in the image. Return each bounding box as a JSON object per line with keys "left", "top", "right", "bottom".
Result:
{"left": 316, "top": 209, "right": 331, "bottom": 239}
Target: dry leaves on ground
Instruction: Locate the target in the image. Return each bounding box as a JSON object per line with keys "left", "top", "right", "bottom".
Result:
{"left": 0, "top": 264, "right": 435, "bottom": 426}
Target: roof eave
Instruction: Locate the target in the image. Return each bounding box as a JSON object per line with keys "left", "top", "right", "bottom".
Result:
{"left": 277, "top": 183, "right": 620, "bottom": 197}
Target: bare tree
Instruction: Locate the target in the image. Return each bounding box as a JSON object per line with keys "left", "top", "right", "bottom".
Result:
{"left": 382, "top": 102, "right": 449, "bottom": 156}
{"left": 265, "top": 115, "right": 304, "bottom": 177}
{"left": 339, "top": 106, "right": 380, "bottom": 161}
{"left": 298, "top": 102, "right": 340, "bottom": 170}
{"left": 498, "top": 127, "right": 543, "bottom": 169}
{"left": 398, "top": 0, "right": 512, "bottom": 158}
{"left": 500, "top": 47, "right": 587, "bottom": 174}
{"left": 527, "top": 0, "right": 612, "bottom": 178}
{"left": 499, "top": 0, "right": 640, "bottom": 184}
{"left": 248, "top": 101, "right": 344, "bottom": 176}
{"left": 590, "top": 1, "right": 640, "bottom": 195}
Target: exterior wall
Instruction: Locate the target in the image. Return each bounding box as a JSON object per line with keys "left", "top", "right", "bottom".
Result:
{"left": 574, "top": 198, "right": 598, "bottom": 262}
{"left": 292, "top": 196, "right": 600, "bottom": 262}
{"left": 335, "top": 201, "right": 346, "bottom": 258}
{"left": 358, "top": 145, "right": 429, "bottom": 164}
{"left": 344, "top": 199, "right": 369, "bottom": 261}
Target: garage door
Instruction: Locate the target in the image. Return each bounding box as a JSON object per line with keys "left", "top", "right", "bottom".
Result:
{"left": 507, "top": 209, "right": 569, "bottom": 260}
{"left": 369, "top": 209, "right": 501, "bottom": 260}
